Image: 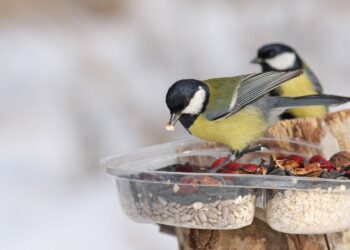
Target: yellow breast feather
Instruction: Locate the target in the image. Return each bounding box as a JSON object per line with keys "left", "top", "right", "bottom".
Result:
{"left": 278, "top": 73, "right": 327, "bottom": 117}
{"left": 189, "top": 105, "right": 267, "bottom": 150}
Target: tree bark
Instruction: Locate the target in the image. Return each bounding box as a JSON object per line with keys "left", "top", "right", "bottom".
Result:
{"left": 174, "top": 110, "right": 350, "bottom": 250}
{"left": 175, "top": 218, "right": 328, "bottom": 250}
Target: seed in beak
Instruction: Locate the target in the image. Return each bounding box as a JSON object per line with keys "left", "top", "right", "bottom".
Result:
{"left": 165, "top": 124, "right": 175, "bottom": 131}
{"left": 165, "top": 113, "right": 181, "bottom": 131}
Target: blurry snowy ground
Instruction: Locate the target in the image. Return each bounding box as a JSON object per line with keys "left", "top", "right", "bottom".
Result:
{"left": 1, "top": 0, "right": 350, "bottom": 249}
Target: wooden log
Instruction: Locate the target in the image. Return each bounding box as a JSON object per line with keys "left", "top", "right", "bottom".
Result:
{"left": 173, "top": 110, "right": 350, "bottom": 250}
{"left": 175, "top": 218, "right": 328, "bottom": 250}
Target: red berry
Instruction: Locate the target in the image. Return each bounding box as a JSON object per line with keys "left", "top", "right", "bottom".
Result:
{"left": 211, "top": 157, "right": 229, "bottom": 168}
{"left": 216, "top": 162, "right": 240, "bottom": 174}
{"left": 287, "top": 154, "right": 304, "bottom": 165}
{"left": 223, "top": 161, "right": 240, "bottom": 171}
{"left": 240, "top": 164, "right": 258, "bottom": 173}
{"left": 309, "top": 154, "right": 326, "bottom": 163}
{"left": 308, "top": 155, "right": 334, "bottom": 171}
{"left": 319, "top": 160, "right": 334, "bottom": 171}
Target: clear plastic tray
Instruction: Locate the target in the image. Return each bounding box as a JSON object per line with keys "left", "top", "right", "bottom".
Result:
{"left": 103, "top": 138, "right": 350, "bottom": 234}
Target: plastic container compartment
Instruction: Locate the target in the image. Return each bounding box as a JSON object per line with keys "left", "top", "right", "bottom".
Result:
{"left": 266, "top": 185, "right": 350, "bottom": 234}
{"left": 103, "top": 138, "right": 350, "bottom": 233}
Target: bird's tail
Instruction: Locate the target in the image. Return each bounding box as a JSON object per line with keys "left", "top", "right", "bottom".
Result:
{"left": 268, "top": 95, "right": 350, "bottom": 109}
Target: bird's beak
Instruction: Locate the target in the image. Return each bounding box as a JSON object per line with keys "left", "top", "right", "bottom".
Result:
{"left": 251, "top": 57, "right": 263, "bottom": 64}
{"left": 165, "top": 113, "right": 181, "bottom": 131}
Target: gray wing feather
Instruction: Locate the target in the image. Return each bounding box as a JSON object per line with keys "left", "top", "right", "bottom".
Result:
{"left": 267, "top": 95, "right": 350, "bottom": 109}
{"left": 214, "top": 70, "right": 303, "bottom": 119}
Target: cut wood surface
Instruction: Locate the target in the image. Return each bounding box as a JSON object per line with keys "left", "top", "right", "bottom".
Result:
{"left": 174, "top": 109, "right": 350, "bottom": 250}
{"left": 265, "top": 109, "right": 350, "bottom": 159}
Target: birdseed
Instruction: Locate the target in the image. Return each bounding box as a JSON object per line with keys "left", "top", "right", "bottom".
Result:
{"left": 266, "top": 186, "right": 350, "bottom": 234}
{"left": 129, "top": 193, "right": 255, "bottom": 229}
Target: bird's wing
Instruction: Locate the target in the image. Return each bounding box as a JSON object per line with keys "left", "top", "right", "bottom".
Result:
{"left": 204, "top": 70, "right": 303, "bottom": 121}
{"left": 268, "top": 95, "right": 350, "bottom": 109}
{"left": 203, "top": 77, "right": 241, "bottom": 120}
{"left": 303, "top": 63, "right": 323, "bottom": 93}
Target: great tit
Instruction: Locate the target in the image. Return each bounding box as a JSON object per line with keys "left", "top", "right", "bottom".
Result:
{"left": 165, "top": 71, "right": 350, "bottom": 152}
{"left": 252, "top": 43, "right": 327, "bottom": 119}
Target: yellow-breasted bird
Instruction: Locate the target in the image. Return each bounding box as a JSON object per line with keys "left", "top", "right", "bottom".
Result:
{"left": 251, "top": 43, "right": 327, "bottom": 119}
{"left": 165, "top": 71, "right": 350, "bottom": 160}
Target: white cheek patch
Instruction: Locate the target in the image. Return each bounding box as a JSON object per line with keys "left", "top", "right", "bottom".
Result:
{"left": 265, "top": 52, "right": 296, "bottom": 70}
{"left": 182, "top": 87, "right": 206, "bottom": 115}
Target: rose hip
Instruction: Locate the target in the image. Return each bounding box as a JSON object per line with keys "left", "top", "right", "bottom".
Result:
{"left": 223, "top": 161, "right": 240, "bottom": 170}
{"left": 210, "top": 157, "right": 229, "bottom": 169}
{"left": 309, "top": 154, "right": 325, "bottom": 163}
{"left": 308, "top": 154, "right": 334, "bottom": 171}
{"left": 319, "top": 160, "right": 334, "bottom": 171}
{"left": 216, "top": 162, "right": 240, "bottom": 175}
{"left": 240, "top": 164, "right": 258, "bottom": 173}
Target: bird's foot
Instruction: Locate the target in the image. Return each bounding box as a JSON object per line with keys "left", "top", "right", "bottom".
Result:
{"left": 208, "top": 150, "right": 236, "bottom": 173}
{"left": 208, "top": 144, "right": 269, "bottom": 173}
{"left": 235, "top": 144, "right": 270, "bottom": 159}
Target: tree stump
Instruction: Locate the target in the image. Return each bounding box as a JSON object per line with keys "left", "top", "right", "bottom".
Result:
{"left": 172, "top": 109, "right": 350, "bottom": 250}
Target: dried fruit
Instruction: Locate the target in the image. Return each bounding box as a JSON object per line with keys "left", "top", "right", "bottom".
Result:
{"left": 309, "top": 154, "right": 325, "bottom": 163}
{"left": 217, "top": 168, "right": 246, "bottom": 176}
{"left": 330, "top": 151, "right": 350, "bottom": 171}
{"left": 305, "top": 170, "right": 323, "bottom": 177}
{"left": 308, "top": 155, "right": 334, "bottom": 171}
{"left": 286, "top": 154, "right": 304, "bottom": 165}
{"left": 158, "top": 151, "right": 350, "bottom": 180}
{"left": 290, "top": 162, "right": 322, "bottom": 176}
{"left": 211, "top": 157, "right": 229, "bottom": 169}
{"left": 319, "top": 160, "right": 334, "bottom": 171}
{"left": 240, "top": 164, "right": 258, "bottom": 174}
{"left": 256, "top": 166, "right": 268, "bottom": 175}
{"left": 224, "top": 161, "right": 240, "bottom": 170}
{"left": 275, "top": 159, "right": 300, "bottom": 170}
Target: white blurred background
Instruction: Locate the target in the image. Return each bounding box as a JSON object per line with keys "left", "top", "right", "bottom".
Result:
{"left": 1, "top": 1, "right": 350, "bottom": 249}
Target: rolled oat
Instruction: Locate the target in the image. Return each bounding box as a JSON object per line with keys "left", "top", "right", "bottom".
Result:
{"left": 266, "top": 186, "right": 350, "bottom": 234}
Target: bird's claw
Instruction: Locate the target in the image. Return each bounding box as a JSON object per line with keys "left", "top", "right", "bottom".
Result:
{"left": 208, "top": 150, "right": 236, "bottom": 173}
{"left": 209, "top": 144, "right": 269, "bottom": 173}
{"left": 235, "top": 144, "right": 270, "bottom": 159}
